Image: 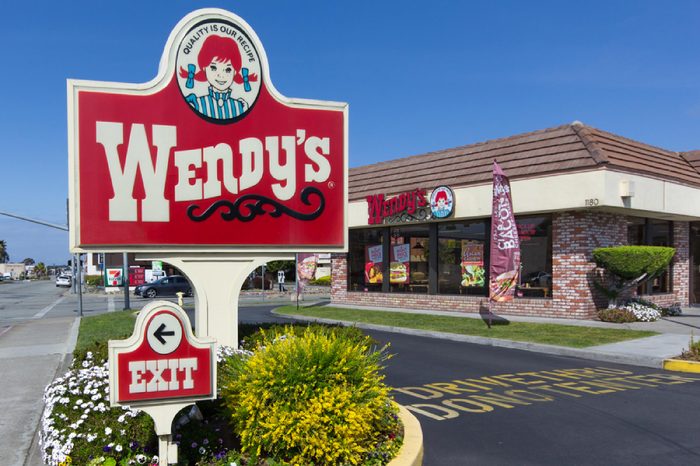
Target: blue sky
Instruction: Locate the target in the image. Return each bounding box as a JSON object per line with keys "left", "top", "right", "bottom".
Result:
{"left": 1, "top": 0, "right": 699, "bottom": 265}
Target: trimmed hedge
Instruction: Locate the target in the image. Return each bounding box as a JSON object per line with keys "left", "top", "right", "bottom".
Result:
{"left": 592, "top": 246, "right": 675, "bottom": 280}
{"left": 598, "top": 308, "right": 637, "bottom": 323}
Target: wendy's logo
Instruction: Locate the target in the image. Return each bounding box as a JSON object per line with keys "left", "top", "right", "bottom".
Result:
{"left": 430, "top": 186, "right": 454, "bottom": 219}
{"left": 176, "top": 19, "right": 262, "bottom": 123}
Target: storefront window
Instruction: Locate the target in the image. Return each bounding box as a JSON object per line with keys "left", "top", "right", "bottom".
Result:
{"left": 347, "top": 215, "right": 552, "bottom": 298}
{"left": 348, "top": 228, "right": 384, "bottom": 292}
{"left": 650, "top": 220, "right": 672, "bottom": 293}
{"left": 389, "top": 225, "right": 429, "bottom": 294}
{"left": 438, "top": 221, "right": 487, "bottom": 295}
{"left": 515, "top": 216, "right": 552, "bottom": 298}
{"left": 627, "top": 217, "right": 672, "bottom": 294}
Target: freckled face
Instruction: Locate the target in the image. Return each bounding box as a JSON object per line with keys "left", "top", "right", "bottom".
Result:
{"left": 205, "top": 58, "right": 234, "bottom": 91}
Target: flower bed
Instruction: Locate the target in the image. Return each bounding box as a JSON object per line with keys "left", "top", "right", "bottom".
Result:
{"left": 598, "top": 298, "right": 671, "bottom": 323}
{"left": 41, "top": 323, "right": 402, "bottom": 465}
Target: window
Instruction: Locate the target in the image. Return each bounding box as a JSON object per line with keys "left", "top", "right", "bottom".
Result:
{"left": 627, "top": 217, "right": 672, "bottom": 294}
{"left": 346, "top": 215, "right": 552, "bottom": 298}
{"left": 348, "top": 228, "right": 384, "bottom": 292}
{"left": 515, "top": 216, "right": 552, "bottom": 298}
{"left": 389, "top": 225, "right": 429, "bottom": 294}
{"left": 438, "top": 221, "right": 487, "bottom": 295}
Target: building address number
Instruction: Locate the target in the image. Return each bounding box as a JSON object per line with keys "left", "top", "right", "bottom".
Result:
{"left": 584, "top": 198, "right": 599, "bottom": 207}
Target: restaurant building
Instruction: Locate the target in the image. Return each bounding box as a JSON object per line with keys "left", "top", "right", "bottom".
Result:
{"left": 330, "top": 122, "right": 700, "bottom": 319}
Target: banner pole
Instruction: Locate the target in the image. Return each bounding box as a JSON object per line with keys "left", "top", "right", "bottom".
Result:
{"left": 295, "top": 254, "right": 300, "bottom": 311}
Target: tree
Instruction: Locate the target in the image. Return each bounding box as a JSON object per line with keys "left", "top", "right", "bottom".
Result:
{"left": 34, "top": 262, "right": 47, "bottom": 279}
{"left": 593, "top": 245, "right": 675, "bottom": 308}
{"left": 0, "top": 240, "right": 8, "bottom": 263}
{"left": 265, "top": 260, "right": 296, "bottom": 276}
{"left": 23, "top": 257, "right": 35, "bottom": 265}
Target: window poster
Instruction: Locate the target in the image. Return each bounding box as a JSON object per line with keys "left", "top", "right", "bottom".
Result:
{"left": 461, "top": 240, "right": 485, "bottom": 287}
{"left": 365, "top": 245, "right": 383, "bottom": 284}
{"left": 390, "top": 244, "right": 410, "bottom": 284}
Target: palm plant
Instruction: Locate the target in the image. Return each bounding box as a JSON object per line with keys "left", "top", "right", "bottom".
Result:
{"left": 0, "top": 240, "right": 9, "bottom": 263}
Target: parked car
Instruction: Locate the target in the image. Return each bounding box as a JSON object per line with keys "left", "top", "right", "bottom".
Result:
{"left": 55, "top": 275, "right": 71, "bottom": 287}
{"left": 134, "top": 275, "right": 192, "bottom": 298}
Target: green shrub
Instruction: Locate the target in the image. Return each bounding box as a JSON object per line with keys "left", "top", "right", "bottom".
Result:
{"left": 309, "top": 275, "right": 331, "bottom": 286}
{"left": 592, "top": 245, "right": 675, "bottom": 308}
{"left": 239, "top": 322, "right": 370, "bottom": 350}
{"left": 220, "top": 326, "right": 400, "bottom": 465}
{"left": 592, "top": 246, "right": 675, "bottom": 280}
{"left": 85, "top": 274, "right": 104, "bottom": 287}
{"left": 597, "top": 308, "right": 637, "bottom": 323}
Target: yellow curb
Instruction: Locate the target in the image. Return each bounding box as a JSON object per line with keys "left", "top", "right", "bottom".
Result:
{"left": 663, "top": 359, "right": 700, "bottom": 374}
{"left": 389, "top": 403, "right": 424, "bottom": 466}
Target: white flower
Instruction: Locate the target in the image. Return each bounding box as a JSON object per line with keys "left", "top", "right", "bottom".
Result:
{"left": 104, "top": 426, "right": 112, "bottom": 435}
{"left": 115, "top": 444, "right": 123, "bottom": 452}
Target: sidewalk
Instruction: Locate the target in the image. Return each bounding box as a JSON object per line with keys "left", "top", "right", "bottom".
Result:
{"left": 279, "top": 304, "right": 700, "bottom": 369}
{"left": 0, "top": 316, "right": 80, "bottom": 466}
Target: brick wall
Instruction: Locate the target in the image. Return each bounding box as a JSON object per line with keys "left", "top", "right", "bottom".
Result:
{"left": 551, "top": 212, "right": 627, "bottom": 318}
{"left": 330, "top": 216, "right": 691, "bottom": 320}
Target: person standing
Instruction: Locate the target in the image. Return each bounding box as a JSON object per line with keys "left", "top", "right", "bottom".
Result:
{"left": 278, "top": 270, "right": 286, "bottom": 292}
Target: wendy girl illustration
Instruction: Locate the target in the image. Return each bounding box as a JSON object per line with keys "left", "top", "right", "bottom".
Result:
{"left": 430, "top": 186, "right": 454, "bottom": 219}
{"left": 179, "top": 34, "right": 259, "bottom": 121}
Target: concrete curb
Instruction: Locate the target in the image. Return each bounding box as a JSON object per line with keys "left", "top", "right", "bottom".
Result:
{"left": 389, "top": 404, "right": 423, "bottom": 466}
{"left": 663, "top": 359, "right": 700, "bottom": 373}
{"left": 272, "top": 311, "right": 666, "bottom": 369}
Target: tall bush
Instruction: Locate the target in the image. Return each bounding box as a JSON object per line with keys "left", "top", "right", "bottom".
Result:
{"left": 592, "top": 245, "right": 675, "bottom": 308}
{"left": 220, "top": 326, "right": 399, "bottom": 465}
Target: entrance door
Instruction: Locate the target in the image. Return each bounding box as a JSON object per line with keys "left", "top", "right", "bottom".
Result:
{"left": 691, "top": 223, "right": 700, "bottom": 304}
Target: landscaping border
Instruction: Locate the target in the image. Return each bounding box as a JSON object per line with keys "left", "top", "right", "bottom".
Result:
{"left": 662, "top": 359, "right": 700, "bottom": 374}
{"left": 389, "top": 404, "right": 423, "bottom": 466}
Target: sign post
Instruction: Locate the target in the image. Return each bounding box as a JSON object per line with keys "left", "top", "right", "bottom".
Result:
{"left": 109, "top": 301, "right": 216, "bottom": 465}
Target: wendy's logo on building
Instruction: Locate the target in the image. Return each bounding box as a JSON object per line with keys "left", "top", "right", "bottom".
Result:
{"left": 430, "top": 186, "right": 454, "bottom": 219}
{"left": 176, "top": 19, "right": 262, "bottom": 123}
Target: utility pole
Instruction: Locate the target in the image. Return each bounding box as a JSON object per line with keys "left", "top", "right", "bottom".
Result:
{"left": 123, "top": 252, "right": 130, "bottom": 310}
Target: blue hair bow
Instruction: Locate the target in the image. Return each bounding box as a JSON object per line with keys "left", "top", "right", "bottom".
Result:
{"left": 186, "top": 64, "right": 196, "bottom": 89}
{"left": 242, "top": 68, "right": 251, "bottom": 92}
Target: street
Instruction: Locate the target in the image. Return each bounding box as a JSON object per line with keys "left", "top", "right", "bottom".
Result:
{"left": 1, "top": 282, "right": 699, "bottom": 466}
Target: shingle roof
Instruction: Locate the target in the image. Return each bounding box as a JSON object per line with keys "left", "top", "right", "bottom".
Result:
{"left": 349, "top": 122, "right": 700, "bottom": 201}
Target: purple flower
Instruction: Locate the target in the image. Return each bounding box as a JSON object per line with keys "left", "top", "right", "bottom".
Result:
{"left": 103, "top": 445, "right": 112, "bottom": 452}
{"left": 191, "top": 442, "right": 198, "bottom": 448}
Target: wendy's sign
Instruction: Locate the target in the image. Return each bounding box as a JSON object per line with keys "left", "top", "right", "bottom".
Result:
{"left": 68, "top": 9, "right": 347, "bottom": 253}
{"left": 367, "top": 189, "right": 429, "bottom": 225}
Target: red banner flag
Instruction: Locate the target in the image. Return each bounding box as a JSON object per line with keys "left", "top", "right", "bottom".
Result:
{"left": 489, "top": 161, "right": 520, "bottom": 302}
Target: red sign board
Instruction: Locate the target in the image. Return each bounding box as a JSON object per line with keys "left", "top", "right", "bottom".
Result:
{"left": 367, "top": 189, "right": 428, "bottom": 225}
{"left": 108, "top": 302, "right": 215, "bottom": 405}
{"left": 130, "top": 267, "right": 146, "bottom": 286}
{"left": 69, "top": 9, "right": 347, "bottom": 252}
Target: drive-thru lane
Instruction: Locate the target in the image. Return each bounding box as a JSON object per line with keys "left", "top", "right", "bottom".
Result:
{"left": 368, "top": 330, "right": 700, "bottom": 466}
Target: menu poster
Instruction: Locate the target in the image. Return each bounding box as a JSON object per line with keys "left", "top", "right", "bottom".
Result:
{"left": 390, "top": 244, "right": 410, "bottom": 284}
{"left": 365, "top": 245, "right": 383, "bottom": 284}
{"left": 297, "top": 253, "right": 318, "bottom": 291}
{"left": 461, "top": 240, "right": 485, "bottom": 287}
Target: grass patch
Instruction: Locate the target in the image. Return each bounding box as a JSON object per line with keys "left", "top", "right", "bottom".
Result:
{"left": 274, "top": 306, "right": 659, "bottom": 348}
{"left": 74, "top": 310, "right": 139, "bottom": 360}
